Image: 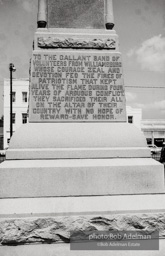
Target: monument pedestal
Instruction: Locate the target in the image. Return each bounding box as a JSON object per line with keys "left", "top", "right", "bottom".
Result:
{"left": 0, "top": 123, "right": 164, "bottom": 197}
{"left": 1, "top": 158, "right": 164, "bottom": 197}
{"left": 0, "top": 122, "right": 164, "bottom": 253}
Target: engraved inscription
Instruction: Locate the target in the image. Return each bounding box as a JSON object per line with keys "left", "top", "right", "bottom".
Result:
{"left": 38, "top": 37, "right": 116, "bottom": 50}
{"left": 29, "top": 52, "right": 126, "bottom": 122}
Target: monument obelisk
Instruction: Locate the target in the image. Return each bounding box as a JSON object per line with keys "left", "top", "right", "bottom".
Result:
{"left": 0, "top": 0, "right": 164, "bottom": 255}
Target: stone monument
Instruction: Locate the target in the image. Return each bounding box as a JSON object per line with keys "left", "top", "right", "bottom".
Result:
{"left": 0, "top": 0, "right": 165, "bottom": 255}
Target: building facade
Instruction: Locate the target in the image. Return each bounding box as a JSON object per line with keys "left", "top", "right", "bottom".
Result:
{"left": 141, "top": 120, "right": 165, "bottom": 147}
{"left": 4, "top": 79, "right": 29, "bottom": 149}
{"left": 126, "top": 108, "right": 165, "bottom": 147}
{"left": 126, "top": 106, "right": 142, "bottom": 130}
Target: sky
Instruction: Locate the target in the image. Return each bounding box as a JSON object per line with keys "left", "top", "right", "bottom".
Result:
{"left": 0, "top": 0, "right": 165, "bottom": 120}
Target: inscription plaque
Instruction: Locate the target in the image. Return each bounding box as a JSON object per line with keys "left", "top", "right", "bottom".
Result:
{"left": 48, "top": 0, "right": 104, "bottom": 29}
{"left": 29, "top": 51, "right": 126, "bottom": 122}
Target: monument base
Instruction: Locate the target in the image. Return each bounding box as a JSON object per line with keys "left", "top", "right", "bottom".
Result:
{"left": 1, "top": 242, "right": 165, "bottom": 256}
{"left": 6, "top": 122, "right": 150, "bottom": 160}
{"left": 0, "top": 194, "right": 165, "bottom": 254}
{"left": 0, "top": 122, "right": 164, "bottom": 197}
{"left": 0, "top": 123, "right": 164, "bottom": 252}
{"left": 0, "top": 158, "right": 164, "bottom": 197}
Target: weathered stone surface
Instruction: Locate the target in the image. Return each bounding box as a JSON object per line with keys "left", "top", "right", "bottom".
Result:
{"left": 38, "top": 37, "right": 116, "bottom": 49}
{"left": 47, "top": 0, "right": 104, "bottom": 29}
{"left": 0, "top": 213, "right": 165, "bottom": 245}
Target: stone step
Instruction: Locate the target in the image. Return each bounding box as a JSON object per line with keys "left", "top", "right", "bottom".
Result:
{"left": 0, "top": 158, "right": 164, "bottom": 198}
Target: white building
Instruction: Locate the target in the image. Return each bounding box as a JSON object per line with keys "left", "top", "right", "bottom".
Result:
{"left": 126, "top": 106, "right": 142, "bottom": 130}
{"left": 141, "top": 120, "right": 165, "bottom": 147}
{"left": 4, "top": 78, "right": 29, "bottom": 149}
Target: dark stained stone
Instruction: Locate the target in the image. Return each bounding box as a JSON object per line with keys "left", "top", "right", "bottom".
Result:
{"left": 48, "top": 0, "right": 104, "bottom": 29}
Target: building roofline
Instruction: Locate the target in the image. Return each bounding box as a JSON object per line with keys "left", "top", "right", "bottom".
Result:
{"left": 4, "top": 78, "right": 29, "bottom": 81}
{"left": 142, "top": 119, "right": 165, "bottom": 123}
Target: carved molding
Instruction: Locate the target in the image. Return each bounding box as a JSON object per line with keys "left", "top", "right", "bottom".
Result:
{"left": 38, "top": 37, "right": 116, "bottom": 49}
